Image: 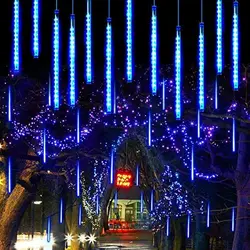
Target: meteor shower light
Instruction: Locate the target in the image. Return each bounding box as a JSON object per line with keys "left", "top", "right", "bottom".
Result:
{"left": 77, "top": 108, "right": 80, "bottom": 144}
{"left": 175, "top": 26, "right": 181, "bottom": 119}
{"left": 47, "top": 217, "right": 51, "bottom": 242}
{"left": 207, "top": 202, "right": 210, "bottom": 228}
{"left": 78, "top": 204, "right": 82, "bottom": 226}
{"left": 126, "top": 0, "right": 133, "bottom": 82}
{"left": 232, "top": 1, "right": 239, "bottom": 90}
{"left": 191, "top": 145, "right": 194, "bottom": 181}
{"left": 187, "top": 214, "right": 190, "bottom": 238}
{"left": 232, "top": 207, "right": 235, "bottom": 232}
{"left": 86, "top": 0, "right": 92, "bottom": 84}
{"left": 33, "top": 0, "right": 39, "bottom": 58}
{"left": 105, "top": 18, "right": 113, "bottom": 113}
{"left": 76, "top": 160, "right": 80, "bottom": 197}
{"left": 166, "top": 216, "right": 170, "bottom": 236}
{"left": 8, "top": 157, "right": 12, "bottom": 194}
{"left": 8, "top": 85, "right": 12, "bottom": 122}
{"left": 53, "top": 10, "right": 60, "bottom": 109}
{"left": 232, "top": 118, "right": 236, "bottom": 152}
{"left": 110, "top": 149, "right": 114, "bottom": 184}
{"left": 151, "top": 5, "right": 157, "bottom": 95}
{"left": 59, "top": 198, "right": 63, "bottom": 224}
{"left": 69, "top": 14, "right": 76, "bottom": 106}
{"left": 216, "top": 0, "right": 223, "bottom": 74}
{"left": 148, "top": 110, "right": 152, "bottom": 147}
{"left": 13, "top": 0, "right": 20, "bottom": 72}
{"left": 199, "top": 22, "right": 205, "bottom": 111}
{"left": 43, "top": 128, "right": 46, "bottom": 164}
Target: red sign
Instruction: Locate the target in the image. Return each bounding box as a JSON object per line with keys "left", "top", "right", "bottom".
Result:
{"left": 116, "top": 171, "right": 132, "bottom": 188}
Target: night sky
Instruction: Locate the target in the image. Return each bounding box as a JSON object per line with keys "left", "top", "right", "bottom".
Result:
{"left": 1, "top": 0, "right": 250, "bottom": 77}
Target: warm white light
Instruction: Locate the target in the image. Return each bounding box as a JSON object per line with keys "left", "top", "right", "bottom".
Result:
{"left": 15, "top": 235, "right": 54, "bottom": 249}
{"left": 33, "top": 201, "right": 42, "bottom": 205}
{"left": 88, "top": 234, "right": 96, "bottom": 244}
{"left": 79, "top": 234, "right": 87, "bottom": 243}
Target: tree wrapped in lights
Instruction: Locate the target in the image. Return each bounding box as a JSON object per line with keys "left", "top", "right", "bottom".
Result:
{"left": 81, "top": 159, "right": 108, "bottom": 234}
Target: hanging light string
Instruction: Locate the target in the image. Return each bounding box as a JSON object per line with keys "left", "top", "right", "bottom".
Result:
{"left": 86, "top": 0, "right": 92, "bottom": 84}
{"left": 175, "top": 0, "right": 181, "bottom": 119}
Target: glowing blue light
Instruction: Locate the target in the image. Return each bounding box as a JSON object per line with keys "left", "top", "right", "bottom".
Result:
{"left": 166, "top": 216, "right": 170, "bottom": 236}
{"left": 216, "top": 0, "right": 223, "bottom": 74}
{"left": 136, "top": 165, "right": 139, "bottom": 186}
{"left": 232, "top": 1, "right": 239, "bottom": 90}
{"left": 151, "top": 6, "right": 157, "bottom": 95}
{"left": 175, "top": 27, "right": 181, "bottom": 119}
{"left": 110, "top": 149, "right": 114, "bottom": 184}
{"left": 232, "top": 207, "right": 235, "bottom": 232}
{"left": 187, "top": 214, "right": 190, "bottom": 238}
{"left": 59, "top": 198, "right": 63, "bottom": 224}
{"left": 78, "top": 204, "right": 82, "bottom": 226}
{"left": 76, "top": 160, "right": 80, "bottom": 197}
{"left": 8, "top": 85, "right": 12, "bottom": 122}
{"left": 191, "top": 145, "right": 194, "bottom": 181}
{"left": 86, "top": 0, "right": 92, "bottom": 84}
{"left": 43, "top": 128, "right": 46, "bottom": 164}
{"left": 197, "top": 110, "right": 200, "bottom": 138}
{"left": 140, "top": 191, "right": 143, "bottom": 213}
{"left": 77, "top": 108, "right": 80, "bottom": 144}
{"left": 150, "top": 190, "right": 154, "bottom": 211}
{"left": 215, "top": 78, "right": 218, "bottom": 109}
{"left": 53, "top": 10, "right": 60, "bottom": 110}
{"left": 8, "top": 157, "right": 12, "bottom": 194}
{"left": 105, "top": 18, "right": 113, "bottom": 113}
{"left": 13, "top": 0, "right": 20, "bottom": 72}
{"left": 199, "top": 23, "right": 205, "bottom": 111}
{"left": 232, "top": 118, "right": 236, "bottom": 152}
{"left": 114, "top": 190, "right": 118, "bottom": 208}
{"left": 96, "top": 195, "right": 99, "bottom": 215}
{"left": 126, "top": 0, "right": 133, "bottom": 82}
{"left": 47, "top": 217, "right": 51, "bottom": 242}
{"left": 69, "top": 15, "right": 76, "bottom": 106}
{"left": 148, "top": 110, "right": 152, "bottom": 147}
{"left": 48, "top": 74, "right": 52, "bottom": 106}
{"left": 33, "top": 0, "right": 39, "bottom": 58}
{"left": 162, "top": 80, "right": 166, "bottom": 110}
{"left": 207, "top": 202, "right": 210, "bottom": 228}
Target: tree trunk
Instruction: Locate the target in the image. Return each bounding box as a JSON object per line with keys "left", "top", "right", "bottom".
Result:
{"left": 0, "top": 183, "right": 35, "bottom": 249}
{"left": 233, "top": 188, "right": 250, "bottom": 250}
{"left": 173, "top": 219, "right": 185, "bottom": 250}
{"left": 195, "top": 214, "right": 209, "bottom": 250}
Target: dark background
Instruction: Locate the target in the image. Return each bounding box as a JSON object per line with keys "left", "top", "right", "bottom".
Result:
{"left": 0, "top": 0, "right": 249, "bottom": 77}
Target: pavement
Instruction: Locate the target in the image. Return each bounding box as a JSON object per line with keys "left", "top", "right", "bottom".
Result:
{"left": 97, "top": 230, "right": 156, "bottom": 250}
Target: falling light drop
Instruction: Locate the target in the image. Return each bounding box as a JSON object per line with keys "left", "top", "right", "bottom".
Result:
{"left": 59, "top": 198, "right": 63, "bottom": 224}
{"left": 148, "top": 110, "right": 152, "bottom": 147}
{"left": 136, "top": 165, "right": 139, "bottom": 186}
{"left": 47, "top": 217, "right": 51, "bottom": 242}
{"left": 232, "top": 118, "right": 236, "bottom": 152}
{"left": 78, "top": 204, "right": 82, "bottom": 226}
{"left": 191, "top": 145, "right": 194, "bottom": 181}
{"left": 76, "top": 160, "right": 80, "bottom": 197}
{"left": 187, "top": 213, "right": 190, "bottom": 238}
{"left": 69, "top": 14, "right": 76, "bottom": 106}
{"left": 150, "top": 190, "right": 154, "bottom": 211}
{"left": 8, "top": 85, "right": 12, "bottom": 122}
{"left": 175, "top": 26, "right": 181, "bottom": 119}
{"left": 48, "top": 74, "right": 52, "bottom": 107}
{"left": 215, "top": 78, "right": 218, "bottom": 110}
{"left": 105, "top": 18, "right": 113, "bottom": 113}
{"left": 13, "top": 0, "right": 20, "bottom": 72}
{"left": 126, "top": 0, "right": 133, "bottom": 82}
{"left": 151, "top": 5, "right": 157, "bottom": 95}
{"left": 207, "top": 202, "right": 210, "bottom": 228}
{"left": 77, "top": 108, "right": 80, "bottom": 144}
{"left": 197, "top": 110, "right": 201, "bottom": 138}
{"left": 110, "top": 149, "right": 114, "bottom": 184}
{"left": 85, "top": 0, "right": 92, "bottom": 84}
{"left": 43, "top": 128, "right": 46, "bottom": 164}
{"left": 53, "top": 9, "right": 60, "bottom": 110}
{"left": 166, "top": 216, "right": 170, "bottom": 237}
{"left": 140, "top": 191, "right": 143, "bottom": 213}
{"left": 162, "top": 79, "right": 166, "bottom": 110}
{"left": 232, "top": 1, "right": 239, "bottom": 91}
{"left": 232, "top": 207, "right": 235, "bottom": 232}
{"left": 96, "top": 195, "right": 99, "bottom": 215}
{"left": 33, "top": 0, "right": 39, "bottom": 58}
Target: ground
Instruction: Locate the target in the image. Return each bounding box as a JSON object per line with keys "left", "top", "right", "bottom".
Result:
{"left": 97, "top": 230, "right": 155, "bottom": 249}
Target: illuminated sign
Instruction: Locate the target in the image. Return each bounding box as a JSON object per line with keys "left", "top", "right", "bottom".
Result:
{"left": 116, "top": 171, "right": 132, "bottom": 188}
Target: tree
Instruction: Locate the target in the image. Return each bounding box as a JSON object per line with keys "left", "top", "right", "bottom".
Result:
{"left": 0, "top": 64, "right": 248, "bottom": 249}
